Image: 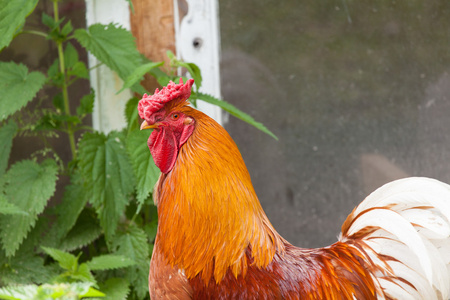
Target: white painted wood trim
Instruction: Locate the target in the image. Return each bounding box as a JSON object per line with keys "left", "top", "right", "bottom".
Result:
{"left": 174, "top": 0, "right": 223, "bottom": 125}
{"left": 85, "top": 0, "right": 132, "bottom": 133}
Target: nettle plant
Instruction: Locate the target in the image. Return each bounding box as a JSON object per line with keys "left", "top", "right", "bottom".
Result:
{"left": 0, "top": 0, "right": 275, "bottom": 299}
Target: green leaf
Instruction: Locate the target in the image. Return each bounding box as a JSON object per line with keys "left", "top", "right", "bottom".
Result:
{"left": 86, "top": 254, "right": 135, "bottom": 271}
{"left": 124, "top": 97, "right": 140, "bottom": 133}
{"left": 144, "top": 219, "right": 158, "bottom": 242}
{"left": 47, "top": 58, "right": 60, "bottom": 80}
{"left": 0, "top": 62, "right": 46, "bottom": 121}
{"left": 52, "top": 93, "right": 64, "bottom": 112}
{"left": 167, "top": 50, "right": 202, "bottom": 91}
{"left": 61, "top": 20, "right": 73, "bottom": 36}
{"left": 127, "top": 130, "right": 160, "bottom": 210}
{"left": 0, "top": 196, "right": 27, "bottom": 215}
{"left": 78, "top": 131, "right": 135, "bottom": 241}
{"left": 0, "top": 159, "right": 58, "bottom": 257}
{"left": 68, "top": 61, "right": 89, "bottom": 79}
{"left": 0, "top": 285, "right": 37, "bottom": 300}
{"left": 0, "top": 283, "right": 104, "bottom": 300}
{"left": 126, "top": 0, "right": 135, "bottom": 14}
{"left": 41, "top": 175, "right": 90, "bottom": 249}
{"left": 0, "top": 0, "right": 38, "bottom": 50}
{"left": 59, "top": 209, "right": 102, "bottom": 252}
{"left": 41, "top": 12, "right": 55, "bottom": 29}
{"left": 116, "top": 62, "right": 164, "bottom": 95}
{"left": 0, "top": 254, "right": 57, "bottom": 286}
{"left": 98, "top": 278, "right": 129, "bottom": 300}
{"left": 37, "top": 283, "right": 104, "bottom": 299}
{"left": 64, "top": 42, "right": 79, "bottom": 69}
{"left": 72, "top": 263, "right": 96, "bottom": 284}
{"left": 112, "top": 224, "right": 149, "bottom": 299}
{"left": 34, "top": 113, "right": 80, "bottom": 131}
{"left": 53, "top": 175, "right": 89, "bottom": 238}
{"left": 73, "top": 23, "right": 142, "bottom": 81}
{"left": 0, "top": 120, "right": 17, "bottom": 176}
{"left": 80, "top": 286, "right": 105, "bottom": 298}
{"left": 41, "top": 246, "right": 78, "bottom": 271}
{"left": 196, "top": 92, "right": 278, "bottom": 140}
{"left": 76, "top": 92, "right": 95, "bottom": 117}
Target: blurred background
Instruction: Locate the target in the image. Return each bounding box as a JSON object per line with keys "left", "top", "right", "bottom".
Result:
{"left": 219, "top": 0, "right": 450, "bottom": 247}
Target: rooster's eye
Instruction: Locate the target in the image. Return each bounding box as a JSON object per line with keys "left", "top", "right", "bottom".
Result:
{"left": 171, "top": 113, "right": 179, "bottom": 120}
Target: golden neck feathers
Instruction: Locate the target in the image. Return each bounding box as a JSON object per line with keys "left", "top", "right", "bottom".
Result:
{"left": 154, "top": 108, "right": 284, "bottom": 284}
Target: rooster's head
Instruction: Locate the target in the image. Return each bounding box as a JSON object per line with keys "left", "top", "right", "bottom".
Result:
{"left": 138, "top": 78, "right": 195, "bottom": 174}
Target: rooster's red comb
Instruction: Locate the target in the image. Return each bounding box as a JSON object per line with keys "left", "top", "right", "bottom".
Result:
{"left": 138, "top": 78, "right": 194, "bottom": 120}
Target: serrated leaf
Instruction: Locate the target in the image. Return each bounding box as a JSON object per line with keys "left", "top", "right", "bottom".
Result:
{"left": 0, "top": 195, "right": 27, "bottom": 215}
{"left": 76, "top": 91, "right": 94, "bottom": 116}
{"left": 41, "top": 246, "right": 78, "bottom": 271}
{"left": 196, "top": 92, "right": 278, "bottom": 140}
{"left": 0, "top": 249, "right": 55, "bottom": 286}
{"left": 99, "top": 278, "right": 129, "bottom": 300}
{"left": 112, "top": 224, "right": 149, "bottom": 299}
{"left": 0, "top": 62, "right": 46, "bottom": 121}
{"left": 127, "top": 130, "right": 160, "bottom": 209}
{"left": 73, "top": 23, "right": 142, "bottom": 81}
{"left": 0, "top": 120, "right": 17, "bottom": 176}
{"left": 55, "top": 179, "right": 89, "bottom": 237}
{"left": 86, "top": 254, "right": 135, "bottom": 271}
{"left": 59, "top": 209, "right": 102, "bottom": 252}
{"left": 113, "top": 225, "right": 148, "bottom": 265}
{"left": 116, "top": 62, "right": 164, "bottom": 94}
{"left": 78, "top": 131, "right": 135, "bottom": 241}
{"left": 64, "top": 42, "right": 78, "bottom": 69}
{"left": 0, "top": 0, "right": 38, "bottom": 50}
{"left": 41, "top": 174, "right": 89, "bottom": 249}
{"left": 0, "top": 159, "right": 58, "bottom": 257}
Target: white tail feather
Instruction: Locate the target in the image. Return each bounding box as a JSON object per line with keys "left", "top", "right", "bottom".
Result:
{"left": 340, "top": 177, "right": 450, "bottom": 299}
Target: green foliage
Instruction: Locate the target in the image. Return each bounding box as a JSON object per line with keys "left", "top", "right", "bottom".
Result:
{"left": 0, "top": 121, "right": 17, "bottom": 176}
{"left": 0, "top": 0, "right": 275, "bottom": 298}
{"left": 126, "top": 130, "right": 160, "bottom": 210}
{"left": 0, "top": 159, "right": 58, "bottom": 257}
{"left": 0, "top": 282, "right": 104, "bottom": 299}
{"left": 73, "top": 23, "right": 145, "bottom": 94}
{"left": 0, "top": 62, "right": 46, "bottom": 121}
{"left": 78, "top": 131, "right": 135, "bottom": 241}
{"left": 0, "top": 0, "right": 38, "bottom": 50}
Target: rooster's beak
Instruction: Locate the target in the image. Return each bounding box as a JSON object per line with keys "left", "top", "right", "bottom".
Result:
{"left": 140, "top": 120, "right": 158, "bottom": 130}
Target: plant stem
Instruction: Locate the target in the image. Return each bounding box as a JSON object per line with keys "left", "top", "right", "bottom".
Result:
{"left": 21, "top": 30, "right": 48, "bottom": 38}
{"left": 54, "top": 1, "right": 77, "bottom": 160}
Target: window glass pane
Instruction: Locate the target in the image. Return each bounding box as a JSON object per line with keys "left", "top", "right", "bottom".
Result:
{"left": 219, "top": 1, "right": 450, "bottom": 247}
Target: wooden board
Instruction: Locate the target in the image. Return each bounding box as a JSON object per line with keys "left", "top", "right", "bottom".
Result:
{"left": 129, "top": 0, "right": 177, "bottom": 91}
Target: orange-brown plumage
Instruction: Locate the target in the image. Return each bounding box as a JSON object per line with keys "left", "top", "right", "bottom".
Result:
{"left": 140, "top": 79, "right": 450, "bottom": 299}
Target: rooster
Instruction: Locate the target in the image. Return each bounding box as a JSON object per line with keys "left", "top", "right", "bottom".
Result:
{"left": 138, "top": 78, "right": 450, "bottom": 299}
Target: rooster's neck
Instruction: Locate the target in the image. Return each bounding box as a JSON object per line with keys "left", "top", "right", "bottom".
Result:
{"left": 154, "top": 110, "right": 285, "bottom": 284}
